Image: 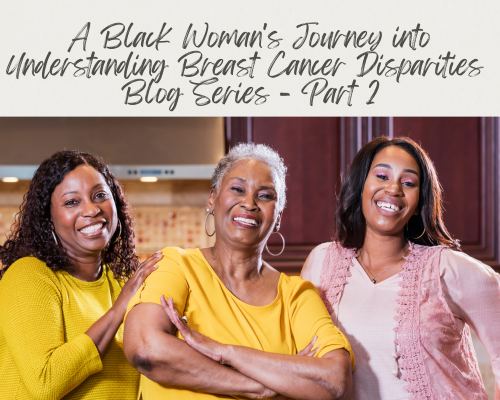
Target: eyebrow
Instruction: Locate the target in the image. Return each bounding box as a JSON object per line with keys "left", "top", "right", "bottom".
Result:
{"left": 230, "top": 177, "right": 247, "bottom": 183}
{"left": 259, "top": 186, "right": 276, "bottom": 191}
{"left": 61, "top": 183, "right": 106, "bottom": 197}
{"left": 229, "top": 177, "right": 276, "bottom": 190}
{"left": 372, "top": 163, "right": 419, "bottom": 177}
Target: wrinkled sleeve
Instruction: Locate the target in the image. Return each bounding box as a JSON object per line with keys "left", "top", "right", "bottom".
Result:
{"left": 289, "top": 279, "right": 355, "bottom": 369}
{"left": 440, "top": 250, "right": 500, "bottom": 383}
{"left": 0, "top": 258, "right": 102, "bottom": 400}
{"left": 125, "top": 247, "right": 189, "bottom": 319}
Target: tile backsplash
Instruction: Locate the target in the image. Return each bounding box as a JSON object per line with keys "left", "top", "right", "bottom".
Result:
{"left": 134, "top": 206, "right": 213, "bottom": 255}
{"left": 0, "top": 208, "right": 19, "bottom": 244}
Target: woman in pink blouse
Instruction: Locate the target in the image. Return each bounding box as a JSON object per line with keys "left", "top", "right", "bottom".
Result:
{"left": 302, "top": 137, "right": 500, "bottom": 400}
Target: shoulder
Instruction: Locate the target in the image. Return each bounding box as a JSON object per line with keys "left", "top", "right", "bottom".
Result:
{"left": 149, "top": 247, "right": 205, "bottom": 280}
{"left": 157, "top": 247, "right": 197, "bottom": 267}
{"left": 160, "top": 246, "right": 189, "bottom": 259}
{"left": 0, "top": 256, "right": 60, "bottom": 287}
{"left": 302, "top": 242, "right": 332, "bottom": 270}
{"left": 0, "top": 257, "right": 62, "bottom": 312}
{"left": 301, "top": 242, "right": 338, "bottom": 287}
{"left": 310, "top": 242, "right": 334, "bottom": 260}
{"left": 281, "top": 274, "right": 319, "bottom": 299}
{"left": 440, "top": 248, "right": 499, "bottom": 282}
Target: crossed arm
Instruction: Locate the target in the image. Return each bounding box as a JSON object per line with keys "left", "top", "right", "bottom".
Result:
{"left": 123, "top": 298, "right": 352, "bottom": 400}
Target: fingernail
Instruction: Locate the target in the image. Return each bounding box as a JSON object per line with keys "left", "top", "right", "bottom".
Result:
{"left": 154, "top": 265, "right": 159, "bottom": 268}
{"left": 312, "top": 335, "right": 318, "bottom": 344}
{"left": 155, "top": 250, "right": 162, "bottom": 254}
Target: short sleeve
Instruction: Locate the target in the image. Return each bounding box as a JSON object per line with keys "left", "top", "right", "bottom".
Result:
{"left": 440, "top": 250, "right": 500, "bottom": 383}
{"left": 126, "top": 247, "right": 190, "bottom": 319}
{"left": 288, "top": 279, "right": 355, "bottom": 369}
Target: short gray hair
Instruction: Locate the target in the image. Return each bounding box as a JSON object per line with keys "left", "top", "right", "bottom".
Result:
{"left": 211, "top": 143, "right": 287, "bottom": 211}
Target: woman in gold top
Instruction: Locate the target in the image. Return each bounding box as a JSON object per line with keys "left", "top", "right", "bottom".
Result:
{"left": 124, "top": 143, "right": 354, "bottom": 400}
{"left": 0, "top": 150, "right": 161, "bottom": 400}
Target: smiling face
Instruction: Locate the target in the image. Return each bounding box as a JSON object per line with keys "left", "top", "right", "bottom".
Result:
{"left": 362, "top": 146, "right": 421, "bottom": 237}
{"left": 209, "top": 159, "right": 281, "bottom": 249}
{"left": 50, "top": 164, "right": 118, "bottom": 260}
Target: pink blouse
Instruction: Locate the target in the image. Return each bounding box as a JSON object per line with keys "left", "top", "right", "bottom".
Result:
{"left": 317, "top": 242, "right": 500, "bottom": 400}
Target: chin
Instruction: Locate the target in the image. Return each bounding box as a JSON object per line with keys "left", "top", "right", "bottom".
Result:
{"left": 79, "top": 238, "right": 110, "bottom": 253}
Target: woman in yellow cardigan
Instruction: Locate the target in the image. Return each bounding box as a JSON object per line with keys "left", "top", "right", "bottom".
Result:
{"left": 0, "top": 150, "right": 161, "bottom": 400}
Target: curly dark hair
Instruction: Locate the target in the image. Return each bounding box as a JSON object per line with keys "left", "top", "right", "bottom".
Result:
{"left": 0, "top": 150, "right": 140, "bottom": 279}
{"left": 335, "top": 136, "right": 460, "bottom": 250}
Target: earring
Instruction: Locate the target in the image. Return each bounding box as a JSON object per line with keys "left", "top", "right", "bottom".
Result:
{"left": 205, "top": 209, "right": 215, "bottom": 237}
{"left": 413, "top": 227, "right": 426, "bottom": 240}
{"left": 265, "top": 231, "right": 285, "bottom": 257}
{"left": 114, "top": 220, "right": 122, "bottom": 243}
{"left": 52, "top": 229, "right": 58, "bottom": 245}
{"left": 406, "top": 222, "right": 426, "bottom": 240}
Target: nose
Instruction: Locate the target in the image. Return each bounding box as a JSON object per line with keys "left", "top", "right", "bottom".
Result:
{"left": 385, "top": 181, "right": 404, "bottom": 196}
{"left": 81, "top": 199, "right": 101, "bottom": 217}
{"left": 240, "top": 192, "right": 259, "bottom": 211}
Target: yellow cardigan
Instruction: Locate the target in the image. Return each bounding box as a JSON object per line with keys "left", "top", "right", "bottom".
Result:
{"left": 0, "top": 257, "right": 139, "bottom": 400}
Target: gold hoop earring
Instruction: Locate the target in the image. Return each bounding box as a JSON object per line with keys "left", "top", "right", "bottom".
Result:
{"left": 413, "top": 227, "right": 426, "bottom": 240}
{"left": 265, "top": 231, "right": 285, "bottom": 257}
{"left": 52, "top": 229, "right": 58, "bottom": 245}
{"left": 114, "top": 220, "right": 122, "bottom": 243}
{"left": 205, "top": 210, "right": 215, "bottom": 237}
{"left": 406, "top": 222, "right": 425, "bottom": 240}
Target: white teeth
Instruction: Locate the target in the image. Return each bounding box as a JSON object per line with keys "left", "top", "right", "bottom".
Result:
{"left": 376, "top": 202, "right": 400, "bottom": 213}
{"left": 233, "top": 217, "right": 258, "bottom": 226}
{"left": 80, "top": 223, "right": 103, "bottom": 234}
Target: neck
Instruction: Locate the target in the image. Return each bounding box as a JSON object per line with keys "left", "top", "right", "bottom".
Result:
{"left": 210, "top": 240, "right": 264, "bottom": 283}
{"left": 360, "top": 228, "right": 408, "bottom": 266}
{"left": 67, "top": 253, "right": 103, "bottom": 282}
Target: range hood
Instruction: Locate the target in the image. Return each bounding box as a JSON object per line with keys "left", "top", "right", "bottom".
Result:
{"left": 0, "top": 118, "right": 225, "bottom": 180}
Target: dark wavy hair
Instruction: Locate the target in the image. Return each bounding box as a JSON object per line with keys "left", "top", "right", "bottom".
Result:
{"left": 0, "top": 150, "right": 140, "bottom": 279}
{"left": 335, "top": 136, "right": 460, "bottom": 250}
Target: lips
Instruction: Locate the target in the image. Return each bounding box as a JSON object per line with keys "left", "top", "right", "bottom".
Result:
{"left": 78, "top": 221, "right": 107, "bottom": 237}
{"left": 232, "top": 214, "right": 260, "bottom": 228}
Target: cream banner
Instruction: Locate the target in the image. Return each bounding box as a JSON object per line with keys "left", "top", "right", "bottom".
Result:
{"left": 1, "top": 0, "right": 499, "bottom": 116}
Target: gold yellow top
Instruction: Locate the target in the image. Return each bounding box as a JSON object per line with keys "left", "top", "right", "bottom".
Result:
{"left": 126, "top": 247, "right": 354, "bottom": 400}
{"left": 0, "top": 257, "right": 139, "bottom": 400}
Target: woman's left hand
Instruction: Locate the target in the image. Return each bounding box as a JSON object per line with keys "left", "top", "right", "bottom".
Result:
{"left": 161, "top": 296, "right": 227, "bottom": 364}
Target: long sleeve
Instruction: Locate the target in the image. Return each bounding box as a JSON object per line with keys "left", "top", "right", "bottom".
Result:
{"left": 440, "top": 250, "right": 500, "bottom": 384}
{"left": 0, "top": 257, "right": 103, "bottom": 400}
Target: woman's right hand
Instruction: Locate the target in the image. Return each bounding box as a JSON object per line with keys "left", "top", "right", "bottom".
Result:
{"left": 86, "top": 251, "right": 163, "bottom": 355}
{"left": 113, "top": 250, "right": 163, "bottom": 315}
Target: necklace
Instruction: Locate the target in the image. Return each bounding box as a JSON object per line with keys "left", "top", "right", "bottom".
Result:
{"left": 358, "top": 249, "right": 408, "bottom": 284}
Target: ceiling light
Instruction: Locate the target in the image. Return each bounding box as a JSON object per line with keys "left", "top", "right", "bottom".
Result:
{"left": 140, "top": 176, "right": 158, "bottom": 182}
{"left": 2, "top": 177, "right": 19, "bottom": 183}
